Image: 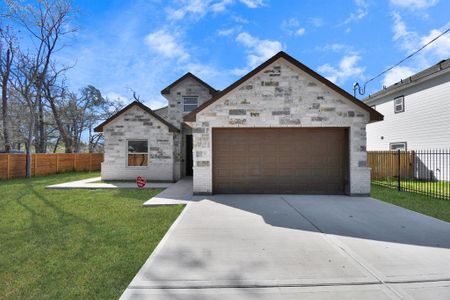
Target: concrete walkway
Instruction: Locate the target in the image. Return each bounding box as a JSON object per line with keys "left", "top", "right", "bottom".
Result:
{"left": 121, "top": 192, "right": 450, "bottom": 299}
{"left": 46, "top": 176, "right": 172, "bottom": 189}
{"left": 142, "top": 177, "right": 193, "bottom": 206}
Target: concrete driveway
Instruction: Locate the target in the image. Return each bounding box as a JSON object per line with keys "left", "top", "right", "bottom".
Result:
{"left": 122, "top": 191, "right": 450, "bottom": 299}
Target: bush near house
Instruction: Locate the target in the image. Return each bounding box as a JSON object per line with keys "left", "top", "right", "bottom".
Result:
{"left": 0, "top": 172, "right": 184, "bottom": 299}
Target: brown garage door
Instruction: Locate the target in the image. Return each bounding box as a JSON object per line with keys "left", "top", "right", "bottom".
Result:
{"left": 212, "top": 128, "right": 348, "bottom": 194}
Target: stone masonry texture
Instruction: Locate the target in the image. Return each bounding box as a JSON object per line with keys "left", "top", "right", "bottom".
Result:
{"left": 101, "top": 106, "right": 176, "bottom": 181}
{"left": 192, "top": 57, "right": 371, "bottom": 195}
{"left": 162, "top": 76, "right": 215, "bottom": 177}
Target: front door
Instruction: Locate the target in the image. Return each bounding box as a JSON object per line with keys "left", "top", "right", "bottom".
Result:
{"left": 186, "top": 135, "right": 193, "bottom": 176}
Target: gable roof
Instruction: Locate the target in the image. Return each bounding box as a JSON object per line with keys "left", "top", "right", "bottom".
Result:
{"left": 364, "top": 58, "right": 450, "bottom": 104}
{"left": 184, "top": 51, "right": 383, "bottom": 123}
{"left": 161, "top": 72, "right": 218, "bottom": 95}
{"left": 153, "top": 105, "right": 169, "bottom": 120}
{"left": 94, "top": 101, "right": 179, "bottom": 133}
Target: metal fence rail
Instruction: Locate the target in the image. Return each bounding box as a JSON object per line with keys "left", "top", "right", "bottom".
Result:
{"left": 368, "top": 150, "right": 450, "bottom": 200}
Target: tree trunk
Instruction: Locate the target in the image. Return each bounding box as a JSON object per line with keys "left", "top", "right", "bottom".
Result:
{"left": 53, "top": 136, "right": 60, "bottom": 153}
{"left": 25, "top": 120, "right": 34, "bottom": 178}
{"left": 47, "top": 94, "right": 73, "bottom": 153}
{"left": 36, "top": 96, "right": 46, "bottom": 153}
{"left": 1, "top": 48, "right": 11, "bottom": 152}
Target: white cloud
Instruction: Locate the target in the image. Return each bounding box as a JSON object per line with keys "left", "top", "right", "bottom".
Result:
{"left": 165, "top": 0, "right": 265, "bottom": 21}
{"left": 210, "top": 0, "right": 233, "bottom": 12}
{"left": 390, "top": 12, "right": 450, "bottom": 62}
{"left": 389, "top": 0, "right": 439, "bottom": 10}
{"left": 318, "top": 53, "right": 365, "bottom": 84}
{"left": 282, "top": 18, "right": 306, "bottom": 36}
{"left": 316, "top": 43, "right": 353, "bottom": 53}
{"left": 382, "top": 13, "right": 449, "bottom": 88}
{"left": 382, "top": 66, "right": 416, "bottom": 87}
{"left": 166, "top": 0, "right": 210, "bottom": 20}
{"left": 344, "top": 0, "right": 369, "bottom": 24}
{"left": 309, "top": 17, "right": 324, "bottom": 28}
{"left": 236, "top": 32, "right": 283, "bottom": 68}
{"left": 144, "top": 30, "right": 190, "bottom": 61}
{"left": 420, "top": 27, "right": 450, "bottom": 57}
{"left": 295, "top": 28, "right": 306, "bottom": 36}
{"left": 231, "top": 15, "right": 249, "bottom": 24}
{"left": 238, "top": 0, "right": 265, "bottom": 8}
{"left": 217, "top": 26, "right": 242, "bottom": 36}
{"left": 105, "top": 92, "right": 129, "bottom": 104}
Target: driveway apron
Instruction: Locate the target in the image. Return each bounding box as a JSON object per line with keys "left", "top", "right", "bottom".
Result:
{"left": 122, "top": 193, "right": 450, "bottom": 299}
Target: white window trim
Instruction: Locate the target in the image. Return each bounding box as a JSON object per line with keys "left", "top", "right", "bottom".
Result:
{"left": 390, "top": 142, "right": 407, "bottom": 151}
{"left": 183, "top": 96, "right": 199, "bottom": 112}
{"left": 394, "top": 96, "right": 404, "bottom": 113}
{"left": 126, "top": 139, "right": 149, "bottom": 168}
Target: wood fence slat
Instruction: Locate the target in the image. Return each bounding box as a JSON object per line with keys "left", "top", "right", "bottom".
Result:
{"left": 0, "top": 153, "right": 104, "bottom": 180}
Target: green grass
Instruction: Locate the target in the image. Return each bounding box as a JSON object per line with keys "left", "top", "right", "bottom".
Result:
{"left": 372, "top": 184, "right": 450, "bottom": 223}
{"left": 373, "top": 179, "right": 450, "bottom": 197}
{"left": 0, "top": 172, "right": 184, "bottom": 300}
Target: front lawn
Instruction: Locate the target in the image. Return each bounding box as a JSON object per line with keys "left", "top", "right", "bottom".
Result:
{"left": 372, "top": 184, "right": 450, "bottom": 223}
{"left": 373, "top": 179, "right": 450, "bottom": 198}
{"left": 0, "top": 172, "right": 184, "bottom": 299}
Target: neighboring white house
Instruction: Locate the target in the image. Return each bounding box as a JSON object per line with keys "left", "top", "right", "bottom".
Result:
{"left": 364, "top": 58, "right": 450, "bottom": 151}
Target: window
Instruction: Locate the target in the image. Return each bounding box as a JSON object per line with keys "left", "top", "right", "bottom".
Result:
{"left": 394, "top": 96, "right": 404, "bottom": 113}
{"left": 127, "top": 140, "right": 148, "bottom": 167}
{"left": 183, "top": 96, "right": 198, "bottom": 112}
{"left": 390, "top": 142, "right": 407, "bottom": 151}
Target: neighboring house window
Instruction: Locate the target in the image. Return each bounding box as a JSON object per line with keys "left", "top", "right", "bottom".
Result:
{"left": 394, "top": 96, "right": 404, "bottom": 113}
{"left": 127, "top": 140, "right": 148, "bottom": 167}
{"left": 390, "top": 142, "right": 407, "bottom": 151}
{"left": 183, "top": 96, "right": 198, "bottom": 112}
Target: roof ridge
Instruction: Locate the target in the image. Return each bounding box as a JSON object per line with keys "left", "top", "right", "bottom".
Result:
{"left": 183, "top": 51, "right": 382, "bottom": 123}
{"left": 94, "top": 101, "right": 179, "bottom": 133}
{"left": 161, "top": 72, "right": 218, "bottom": 95}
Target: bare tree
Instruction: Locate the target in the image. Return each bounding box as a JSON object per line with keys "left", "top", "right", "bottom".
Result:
{"left": 43, "top": 63, "right": 74, "bottom": 152}
{"left": 11, "top": 53, "right": 39, "bottom": 177}
{"left": 5, "top": 0, "right": 77, "bottom": 153}
{"left": 0, "top": 25, "right": 15, "bottom": 152}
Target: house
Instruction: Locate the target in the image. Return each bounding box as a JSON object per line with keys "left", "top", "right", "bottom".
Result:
{"left": 94, "top": 51, "right": 382, "bottom": 195}
{"left": 364, "top": 58, "right": 450, "bottom": 151}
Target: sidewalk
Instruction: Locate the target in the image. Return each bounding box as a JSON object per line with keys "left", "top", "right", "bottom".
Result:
{"left": 46, "top": 176, "right": 172, "bottom": 189}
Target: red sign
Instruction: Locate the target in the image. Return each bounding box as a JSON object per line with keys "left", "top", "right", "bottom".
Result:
{"left": 136, "top": 176, "right": 146, "bottom": 189}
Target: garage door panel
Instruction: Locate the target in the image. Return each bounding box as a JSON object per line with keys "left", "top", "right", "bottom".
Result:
{"left": 213, "top": 128, "right": 347, "bottom": 194}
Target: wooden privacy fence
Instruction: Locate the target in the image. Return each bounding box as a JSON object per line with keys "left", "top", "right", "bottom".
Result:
{"left": 0, "top": 153, "right": 104, "bottom": 179}
{"left": 368, "top": 151, "right": 415, "bottom": 180}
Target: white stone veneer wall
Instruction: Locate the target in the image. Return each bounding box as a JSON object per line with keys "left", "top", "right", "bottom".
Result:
{"left": 101, "top": 106, "right": 176, "bottom": 181}
{"left": 192, "top": 58, "right": 371, "bottom": 195}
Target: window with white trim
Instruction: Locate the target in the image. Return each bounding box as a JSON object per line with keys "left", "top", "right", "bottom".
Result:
{"left": 127, "top": 140, "right": 148, "bottom": 166}
{"left": 394, "top": 96, "right": 404, "bottom": 113}
{"left": 183, "top": 96, "right": 198, "bottom": 112}
{"left": 390, "top": 142, "right": 407, "bottom": 151}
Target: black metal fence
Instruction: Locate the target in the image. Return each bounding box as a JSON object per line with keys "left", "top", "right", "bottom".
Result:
{"left": 368, "top": 150, "right": 450, "bottom": 200}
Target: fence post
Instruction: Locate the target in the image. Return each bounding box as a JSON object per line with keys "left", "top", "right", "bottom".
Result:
{"left": 89, "top": 153, "right": 92, "bottom": 172}
{"left": 397, "top": 149, "right": 401, "bottom": 191}
{"left": 7, "top": 154, "right": 10, "bottom": 179}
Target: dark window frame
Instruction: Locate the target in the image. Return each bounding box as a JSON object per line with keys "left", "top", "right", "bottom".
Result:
{"left": 390, "top": 142, "right": 407, "bottom": 151}
{"left": 394, "top": 95, "right": 405, "bottom": 113}
{"left": 127, "top": 139, "right": 149, "bottom": 167}
{"left": 183, "top": 96, "right": 199, "bottom": 112}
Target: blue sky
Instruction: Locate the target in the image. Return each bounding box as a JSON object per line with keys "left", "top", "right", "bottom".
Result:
{"left": 54, "top": 0, "right": 450, "bottom": 108}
